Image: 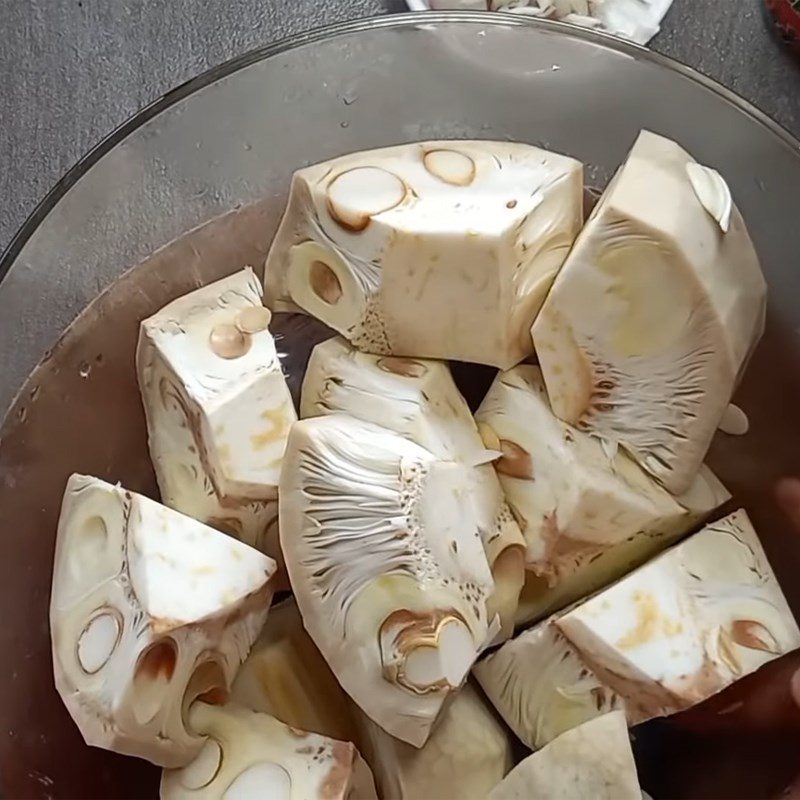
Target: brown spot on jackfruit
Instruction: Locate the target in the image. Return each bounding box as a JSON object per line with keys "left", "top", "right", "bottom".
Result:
{"left": 183, "top": 659, "right": 229, "bottom": 711}
{"left": 197, "top": 686, "right": 229, "bottom": 705}
{"left": 717, "top": 627, "right": 742, "bottom": 675}
{"left": 591, "top": 686, "right": 608, "bottom": 711}
{"left": 377, "top": 356, "right": 427, "bottom": 378}
{"left": 731, "top": 620, "right": 781, "bottom": 654}
{"left": 495, "top": 440, "right": 534, "bottom": 479}
{"left": 136, "top": 639, "right": 178, "bottom": 681}
{"left": 320, "top": 742, "right": 356, "bottom": 799}
{"left": 535, "top": 514, "right": 605, "bottom": 583}
{"left": 310, "top": 261, "right": 343, "bottom": 304}
{"left": 379, "top": 608, "right": 470, "bottom": 694}
{"left": 208, "top": 516, "right": 244, "bottom": 539}
{"left": 670, "top": 653, "right": 728, "bottom": 705}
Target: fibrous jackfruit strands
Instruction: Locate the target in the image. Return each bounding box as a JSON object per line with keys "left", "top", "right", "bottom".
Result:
{"left": 301, "top": 337, "right": 526, "bottom": 640}
{"left": 475, "top": 365, "right": 730, "bottom": 627}
{"left": 279, "top": 415, "right": 496, "bottom": 747}
{"left": 533, "top": 130, "right": 766, "bottom": 494}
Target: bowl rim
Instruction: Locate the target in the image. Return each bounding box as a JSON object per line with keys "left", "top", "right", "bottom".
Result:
{"left": 2, "top": 10, "right": 799, "bottom": 288}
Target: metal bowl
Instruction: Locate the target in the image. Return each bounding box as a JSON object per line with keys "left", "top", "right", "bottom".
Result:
{"left": 2, "top": 13, "right": 800, "bottom": 799}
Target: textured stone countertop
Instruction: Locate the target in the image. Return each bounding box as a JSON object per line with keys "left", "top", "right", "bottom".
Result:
{"left": 1, "top": 0, "right": 799, "bottom": 253}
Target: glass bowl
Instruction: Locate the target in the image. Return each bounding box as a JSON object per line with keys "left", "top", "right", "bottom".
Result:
{"left": 2, "top": 13, "right": 800, "bottom": 799}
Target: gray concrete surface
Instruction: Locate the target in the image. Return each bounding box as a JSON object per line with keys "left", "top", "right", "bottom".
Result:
{"left": 0, "top": 0, "right": 798, "bottom": 254}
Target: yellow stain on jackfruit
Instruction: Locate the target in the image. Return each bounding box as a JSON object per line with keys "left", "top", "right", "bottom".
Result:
{"left": 251, "top": 406, "right": 291, "bottom": 451}
{"left": 617, "top": 590, "right": 684, "bottom": 649}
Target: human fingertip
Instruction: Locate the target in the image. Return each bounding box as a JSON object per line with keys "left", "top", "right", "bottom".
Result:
{"left": 775, "top": 477, "right": 800, "bottom": 531}
{"left": 790, "top": 667, "right": 800, "bottom": 710}
{"left": 775, "top": 477, "right": 800, "bottom": 506}
{"left": 780, "top": 776, "right": 800, "bottom": 800}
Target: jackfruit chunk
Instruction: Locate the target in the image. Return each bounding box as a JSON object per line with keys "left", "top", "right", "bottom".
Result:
{"left": 265, "top": 141, "right": 583, "bottom": 369}
{"left": 533, "top": 130, "right": 766, "bottom": 494}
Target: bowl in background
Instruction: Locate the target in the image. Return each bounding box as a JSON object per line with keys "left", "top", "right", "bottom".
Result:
{"left": 2, "top": 13, "right": 800, "bottom": 799}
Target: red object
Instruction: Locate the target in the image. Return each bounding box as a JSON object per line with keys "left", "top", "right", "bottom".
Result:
{"left": 765, "top": 0, "right": 800, "bottom": 50}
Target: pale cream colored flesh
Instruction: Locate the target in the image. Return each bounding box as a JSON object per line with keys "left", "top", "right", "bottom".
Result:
{"left": 265, "top": 140, "right": 583, "bottom": 369}
{"left": 533, "top": 130, "right": 766, "bottom": 494}
{"left": 231, "top": 599, "right": 359, "bottom": 743}
{"left": 488, "top": 711, "right": 641, "bottom": 800}
{"left": 300, "top": 336, "right": 525, "bottom": 640}
{"left": 161, "top": 703, "right": 377, "bottom": 800}
{"left": 50, "top": 475, "right": 275, "bottom": 767}
{"left": 473, "top": 615, "right": 622, "bottom": 750}
{"left": 279, "top": 415, "right": 495, "bottom": 747}
{"left": 476, "top": 366, "right": 729, "bottom": 627}
{"left": 137, "top": 268, "right": 296, "bottom": 560}
{"left": 556, "top": 509, "right": 800, "bottom": 726}
{"left": 478, "top": 511, "right": 800, "bottom": 748}
{"left": 353, "top": 682, "right": 513, "bottom": 800}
